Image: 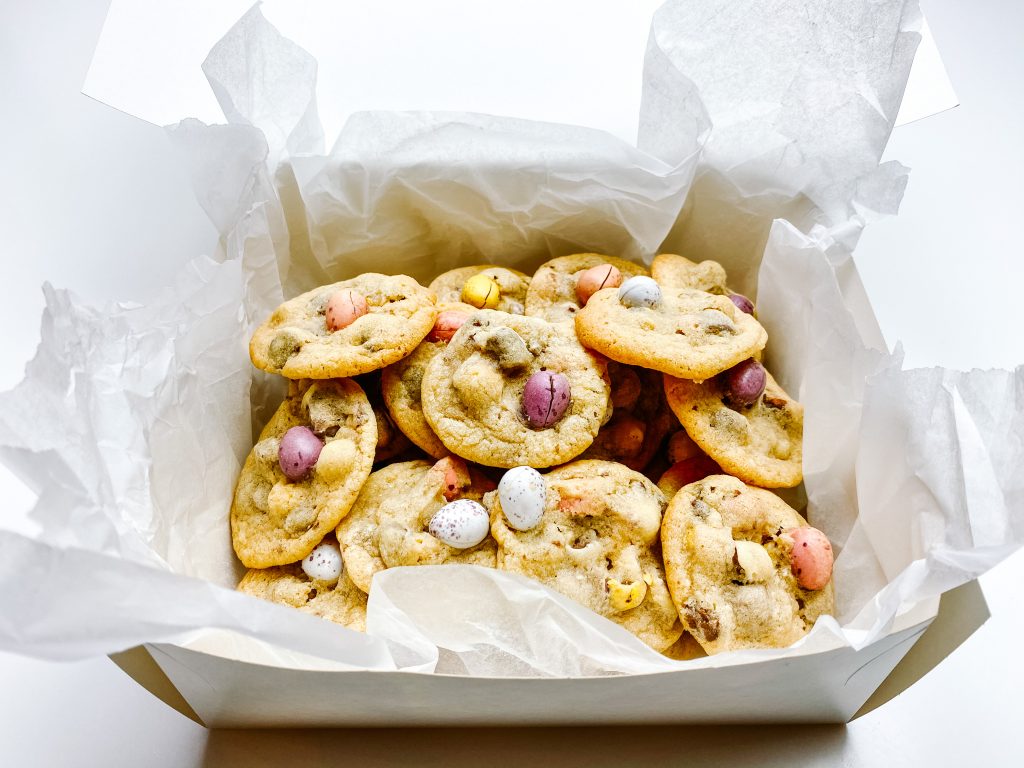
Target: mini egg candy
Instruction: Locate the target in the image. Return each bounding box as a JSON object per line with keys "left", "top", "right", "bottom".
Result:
{"left": 729, "top": 292, "right": 755, "bottom": 315}
{"left": 618, "top": 276, "right": 661, "bottom": 309}
{"left": 575, "top": 263, "right": 623, "bottom": 305}
{"left": 785, "top": 526, "right": 834, "bottom": 590}
{"left": 523, "top": 371, "right": 571, "bottom": 428}
{"left": 722, "top": 359, "right": 766, "bottom": 407}
{"left": 427, "top": 310, "right": 471, "bottom": 343}
{"left": 278, "top": 426, "right": 324, "bottom": 481}
{"left": 326, "top": 289, "right": 369, "bottom": 331}
{"left": 461, "top": 274, "right": 501, "bottom": 309}
{"left": 662, "top": 454, "right": 721, "bottom": 489}
{"left": 428, "top": 499, "right": 490, "bottom": 549}
{"left": 498, "top": 466, "right": 546, "bottom": 530}
{"left": 301, "top": 540, "right": 343, "bottom": 585}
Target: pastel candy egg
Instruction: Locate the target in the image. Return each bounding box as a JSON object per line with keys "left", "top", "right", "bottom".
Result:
{"left": 278, "top": 426, "right": 324, "bottom": 481}
{"left": 498, "top": 466, "right": 546, "bottom": 530}
{"left": 523, "top": 371, "right": 571, "bottom": 428}
{"left": 618, "top": 276, "right": 661, "bottom": 309}
{"left": 722, "top": 359, "right": 766, "bottom": 406}
{"left": 428, "top": 499, "right": 490, "bottom": 549}
{"left": 326, "top": 289, "right": 369, "bottom": 331}
{"left": 785, "top": 526, "right": 834, "bottom": 591}
{"left": 461, "top": 274, "right": 501, "bottom": 309}
{"left": 301, "top": 540, "right": 343, "bottom": 585}
{"left": 729, "top": 292, "right": 755, "bottom": 315}
{"left": 427, "top": 310, "right": 470, "bottom": 343}
{"left": 575, "top": 264, "right": 623, "bottom": 305}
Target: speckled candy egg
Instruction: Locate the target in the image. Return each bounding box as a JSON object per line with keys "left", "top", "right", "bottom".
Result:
{"left": 785, "top": 526, "right": 834, "bottom": 591}
{"left": 428, "top": 499, "right": 490, "bottom": 549}
{"left": 498, "top": 466, "right": 546, "bottom": 530}
{"left": 523, "top": 371, "right": 571, "bottom": 428}
{"left": 278, "top": 426, "right": 324, "bottom": 481}
{"left": 301, "top": 540, "right": 343, "bottom": 584}
{"left": 722, "top": 359, "right": 767, "bottom": 407}
{"left": 618, "top": 276, "right": 662, "bottom": 309}
{"left": 326, "top": 289, "right": 369, "bottom": 331}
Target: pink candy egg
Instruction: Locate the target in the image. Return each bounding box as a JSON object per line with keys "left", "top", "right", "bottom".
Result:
{"left": 326, "top": 289, "right": 369, "bottom": 331}
{"left": 278, "top": 426, "right": 324, "bottom": 481}
{"left": 785, "top": 526, "right": 834, "bottom": 591}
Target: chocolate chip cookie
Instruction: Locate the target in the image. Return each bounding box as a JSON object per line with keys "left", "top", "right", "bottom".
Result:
{"left": 660, "top": 474, "right": 834, "bottom": 654}
{"left": 524, "top": 253, "right": 648, "bottom": 323}
{"left": 664, "top": 363, "right": 803, "bottom": 488}
{"left": 335, "top": 458, "right": 497, "bottom": 594}
{"left": 488, "top": 460, "right": 682, "bottom": 651}
{"left": 428, "top": 265, "right": 530, "bottom": 314}
{"left": 250, "top": 273, "right": 437, "bottom": 379}
{"left": 421, "top": 310, "right": 611, "bottom": 468}
{"left": 575, "top": 285, "right": 767, "bottom": 381}
{"left": 230, "top": 379, "right": 377, "bottom": 568}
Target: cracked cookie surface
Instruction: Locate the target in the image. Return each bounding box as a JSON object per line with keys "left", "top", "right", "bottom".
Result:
{"left": 380, "top": 302, "right": 477, "bottom": 459}
{"left": 421, "top": 310, "right": 610, "bottom": 468}
{"left": 660, "top": 474, "right": 833, "bottom": 654}
{"left": 664, "top": 368, "right": 803, "bottom": 488}
{"left": 524, "top": 254, "right": 648, "bottom": 323}
{"left": 250, "top": 273, "right": 437, "bottom": 379}
{"left": 575, "top": 286, "right": 766, "bottom": 381}
{"left": 230, "top": 379, "right": 377, "bottom": 568}
{"left": 335, "top": 458, "right": 497, "bottom": 594}
{"left": 488, "top": 460, "right": 682, "bottom": 651}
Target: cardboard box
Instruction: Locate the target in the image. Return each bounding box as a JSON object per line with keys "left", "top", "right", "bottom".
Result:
{"left": 67, "top": 3, "right": 1000, "bottom": 729}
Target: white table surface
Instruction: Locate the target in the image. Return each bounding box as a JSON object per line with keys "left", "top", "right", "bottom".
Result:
{"left": 1, "top": 0, "right": 1022, "bottom": 765}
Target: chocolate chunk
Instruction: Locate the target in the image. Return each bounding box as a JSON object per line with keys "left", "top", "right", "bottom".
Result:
{"left": 268, "top": 331, "right": 302, "bottom": 368}
{"left": 682, "top": 599, "right": 720, "bottom": 642}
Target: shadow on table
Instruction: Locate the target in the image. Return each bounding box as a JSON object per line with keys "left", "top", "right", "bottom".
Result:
{"left": 202, "top": 723, "right": 848, "bottom": 767}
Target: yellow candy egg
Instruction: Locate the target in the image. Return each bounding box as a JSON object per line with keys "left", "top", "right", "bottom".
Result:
{"left": 461, "top": 274, "right": 501, "bottom": 309}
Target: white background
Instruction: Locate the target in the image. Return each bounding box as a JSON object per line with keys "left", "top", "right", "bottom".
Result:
{"left": 1, "top": 0, "right": 1022, "bottom": 765}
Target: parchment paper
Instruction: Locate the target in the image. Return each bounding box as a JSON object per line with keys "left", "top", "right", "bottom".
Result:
{"left": 2, "top": 1, "right": 1022, "bottom": 676}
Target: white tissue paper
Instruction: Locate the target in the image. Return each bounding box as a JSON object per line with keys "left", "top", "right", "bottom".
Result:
{"left": 2, "top": 0, "right": 1022, "bottom": 678}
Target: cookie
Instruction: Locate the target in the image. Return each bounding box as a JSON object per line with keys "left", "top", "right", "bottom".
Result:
{"left": 428, "top": 266, "right": 530, "bottom": 315}
{"left": 249, "top": 273, "right": 437, "bottom": 379}
{"left": 335, "top": 457, "right": 497, "bottom": 594}
{"left": 579, "top": 363, "right": 672, "bottom": 471}
{"left": 664, "top": 362, "right": 803, "bottom": 488}
{"left": 575, "top": 284, "right": 767, "bottom": 381}
{"left": 661, "top": 632, "right": 708, "bottom": 661}
{"left": 660, "top": 474, "right": 834, "bottom": 654}
{"left": 524, "top": 254, "right": 648, "bottom": 323}
{"left": 420, "top": 310, "right": 611, "bottom": 468}
{"left": 230, "top": 379, "right": 377, "bottom": 568}
{"left": 488, "top": 460, "right": 682, "bottom": 651}
{"left": 355, "top": 371, "right": 415, "bottom": 463}
{"left": 237, "top": 559, "right": 367, "bottom": 631}
{"left": 650, "top": 253, "right": 729, "bottom": 294}
{"left": 380, "top": 302, "right": 478, "bottom": 459}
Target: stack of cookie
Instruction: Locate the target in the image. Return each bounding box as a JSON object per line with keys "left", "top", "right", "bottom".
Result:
{"left": 231, "top": 255, "right": 835, "bottom": 657}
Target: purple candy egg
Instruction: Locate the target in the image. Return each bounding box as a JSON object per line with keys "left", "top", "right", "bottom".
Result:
{"left": 723, "top": 359, "right": 767, "bottom": 407}
{"left": 278, "top": 426, "right": 324, "bottom": 481}
{"left": 523, "top": 371, "right": 571, "bottom": 428}
{"left": 729, "top": 293, "right": 755, "bottom": 315}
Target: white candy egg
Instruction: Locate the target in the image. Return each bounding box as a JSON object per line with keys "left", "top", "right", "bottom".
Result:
{"left": 498, "top": 466, "right": 546, "bottom": 531}
{"left": 618, "top": 276, "right": 662, "bottom": 309}
{"left": 301, "top": 540, "right": 343, "bottom": 585}
{"left": 428, "top": 499, "right": 490, "bottom": 549}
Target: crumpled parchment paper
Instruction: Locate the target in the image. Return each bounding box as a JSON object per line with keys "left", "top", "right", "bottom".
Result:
{"left": 2, "top": 0, "right": 1021, "bottom": 677}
